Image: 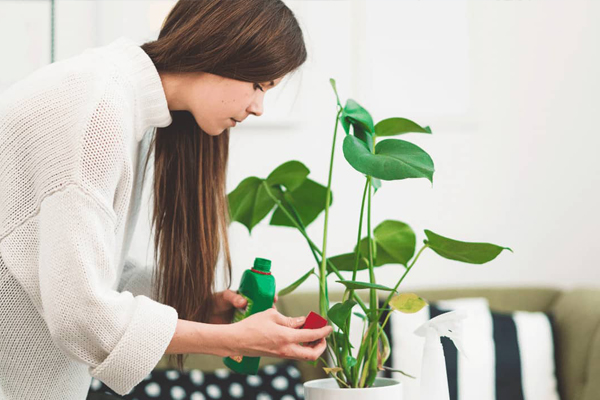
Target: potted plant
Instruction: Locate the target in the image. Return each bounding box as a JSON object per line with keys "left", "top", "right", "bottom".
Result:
{"left": 227, "top": 79, "right": 512, "bottom": 398}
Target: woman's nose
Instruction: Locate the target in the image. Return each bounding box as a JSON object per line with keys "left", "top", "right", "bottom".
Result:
{"left": 248, "top": 94, "right": 264, "bottom": 117}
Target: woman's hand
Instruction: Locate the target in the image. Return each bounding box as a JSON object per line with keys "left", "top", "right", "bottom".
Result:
{"left": 208, "top": 289, "right": 279, "bottom": 324}
{"left": 225, "top": 308, "right": 333, "bottom": 361}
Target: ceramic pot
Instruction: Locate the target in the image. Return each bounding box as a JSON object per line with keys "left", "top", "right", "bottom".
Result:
{"left": 303, "top": 377, "right": 402, "bottom": 400}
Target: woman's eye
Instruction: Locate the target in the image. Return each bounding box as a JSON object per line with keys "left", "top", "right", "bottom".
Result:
{"left": 254, "top": 83, "right": 264, "bottom": 92}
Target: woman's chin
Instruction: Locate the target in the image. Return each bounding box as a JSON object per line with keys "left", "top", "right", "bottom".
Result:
{"left": 201, "top": 125, "right": 225, "bottom": 136}
{"left": 209, "top": 128, "right": 229, "bottom": 136}
{"left": 193, "top": 118, "right": 222, "bottom": 136}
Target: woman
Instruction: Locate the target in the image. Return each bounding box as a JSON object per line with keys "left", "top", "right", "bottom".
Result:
{"left": 0, "top": 1, "right": 332, "bottom": 399}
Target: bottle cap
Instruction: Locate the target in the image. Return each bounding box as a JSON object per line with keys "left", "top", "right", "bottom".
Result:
{"left": 253, "top": 257, "right": 271, "bottom": 273}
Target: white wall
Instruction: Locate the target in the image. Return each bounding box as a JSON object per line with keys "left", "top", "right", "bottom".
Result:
{"left": 2, "top": 1, "right": 598, "bottom": 298}
{"left": 223, "top": 0, "right": 600, "bottom": 294}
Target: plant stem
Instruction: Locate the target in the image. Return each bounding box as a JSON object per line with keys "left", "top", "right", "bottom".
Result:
{"left": 345, "top": 178, "right": 370, "bottom": 304}
{"left": 325, "top": 337, "right": 338, "bottom": 369}
{"left": 319, "top": 108, "right": 343, "bottom": 317}
{"left": 358, "top": 334, "right": 373, "bottom": 387}
{"left": 355, "top": 131, "right": 381, "bottom": 388}
{"left": 330, "top": 330, "right": 348, "bottom": 383}
{"left": 363, "top": 176, "right": 379, "bottom": 387}
{"left": 343, "top": 177, "right": 370, "bottom": 385}
{"left": 279, "top": 197, "right": 324, "bottom": 273}
{"left": 366, "top": 177, "right": 376, "bottom": 320}
{"left": 365, "top": 310, "right": 392, "bottom": 367}
{"left": 353, "top": 319, "right": 373, "bottom": 387}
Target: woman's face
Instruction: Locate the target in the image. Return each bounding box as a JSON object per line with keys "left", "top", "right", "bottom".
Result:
{"left": 171, "top": 72, "right": 283, "bottom": 136}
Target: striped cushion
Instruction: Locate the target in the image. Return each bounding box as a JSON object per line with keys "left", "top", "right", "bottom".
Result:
{"left": 383, "top": 297, "right": 561, "bottom": 400}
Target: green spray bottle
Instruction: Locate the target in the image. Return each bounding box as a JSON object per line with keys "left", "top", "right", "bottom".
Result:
{"left": 223, "top": 257, "right": 276, "bottom": 375}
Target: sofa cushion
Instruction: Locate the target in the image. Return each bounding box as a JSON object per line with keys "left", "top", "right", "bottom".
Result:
{"left": 551, "top": 288, "right": 600, "bottom": 400}
{"left": 385, "top": 297, "right": 561, "bottom": 400}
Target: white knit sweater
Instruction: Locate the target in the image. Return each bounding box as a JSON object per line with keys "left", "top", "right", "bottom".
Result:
{"left": 0, "top": 37, "right": 179, "bottom": 399}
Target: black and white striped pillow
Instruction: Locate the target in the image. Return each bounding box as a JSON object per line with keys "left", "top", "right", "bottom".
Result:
{"left": 379, "top": 297, "right": 561, "bottom": 400}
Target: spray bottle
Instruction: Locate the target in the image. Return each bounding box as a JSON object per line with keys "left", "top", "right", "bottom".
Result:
{"left": 414, "top": 309, "right": 468, "bottom": 400}
{"left": 223, "top": 257, "right": 276, "bottom": 375}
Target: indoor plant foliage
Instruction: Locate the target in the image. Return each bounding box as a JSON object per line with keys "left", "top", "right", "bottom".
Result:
{"left": 227, "top": 79, "right": 512, "bottom": 389}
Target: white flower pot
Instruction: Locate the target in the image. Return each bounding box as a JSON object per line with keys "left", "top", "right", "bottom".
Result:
{"left": 303, "top": 377, "right": 402, "bottom": 400}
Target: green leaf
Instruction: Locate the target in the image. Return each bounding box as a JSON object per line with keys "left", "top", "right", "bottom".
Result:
{"left": 424, "top": 229, "right": 513, "bottom": 264}
{"left": 372, "top": 177, "right": 382, "bottom": 193}
{"left": 277, "top": 268, "right": 314, "bottom": 297}
{"left": 265, "top": 160, "right": 310, "bottom": 192}
{"left": 333, "top": 331, "right": 346, "bottom": 350}
{"left": 323, "top": 367, "right": 343, "bottom": 375}
{"left": 389, "top": 293, "right": 428, "bottom": 314}
{"left": 327, "top": 252, "right": 369, "bottom": 275}
{"left": 346, "top": 355, "right": 357, "bottom": 368}
{"left": 357, "top": 220, "right": 416, "bottom": 267}
{"left": 327, "top": 300, "right": 357, "bottom": 330}
{"left": 328, "top": 220, "right": 416, "bottom": 275}
{"left": 335, "top": 280, "right": 398, "bottom": 292}
{"left": 353, "top": 124, "right": 373, "bottom": 153}
{"left": 343, "top": 136, "right": 435, "bottom": 183}
{"left": 374, "top": 117, "right": 432, "bottom": 137}
{"left": 227, "top": 177, "right": 278, "bottom": 234}
{"left": 378, "top": 328, "right": 391, "bottom": 369}
{"left": 269, "top": 178, "right": 332, "bottom": 228}
{"left": 353, "top": 311, "right": 367, "bottom": 320}
{"left": 341, "top": 99, "right": 375, "bottom": 135}
{"left": 330, "top": 78, "right": 342, "bottom": 108}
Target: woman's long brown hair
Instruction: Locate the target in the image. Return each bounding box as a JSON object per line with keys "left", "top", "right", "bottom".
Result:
{"left": 139, "top": 0, "right": 307, "bottom": 370}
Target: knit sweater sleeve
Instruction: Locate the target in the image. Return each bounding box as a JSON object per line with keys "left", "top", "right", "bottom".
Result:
{"left": 118, "top": 257, "right": 160, "bottom": 302}
{"left": 38, "top": 183, "right": 178, "bottom": 396}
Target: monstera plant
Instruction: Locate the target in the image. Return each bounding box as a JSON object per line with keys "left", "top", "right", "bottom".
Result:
{"left": 227, "top": 78, "right": 512, "bottom": 389}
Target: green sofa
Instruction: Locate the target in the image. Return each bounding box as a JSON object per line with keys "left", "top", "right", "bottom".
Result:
{"left": 153, "top": 287, "right": 599, "bottom": 400}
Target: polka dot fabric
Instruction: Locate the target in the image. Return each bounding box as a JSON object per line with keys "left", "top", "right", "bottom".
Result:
{"left": 87, "top": 362, "right": 305, "bottom": 400}
{"left": 0, "top": 37, "right": 174, "bottom": 399}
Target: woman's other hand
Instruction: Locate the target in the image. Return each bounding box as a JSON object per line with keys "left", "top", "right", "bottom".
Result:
{"left": 208, "top": 289, "right": 279, "bottom": 324}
